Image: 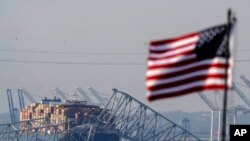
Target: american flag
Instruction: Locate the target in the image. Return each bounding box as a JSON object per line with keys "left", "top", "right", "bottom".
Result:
{"left": 146, "top": 24, "right": 233, "bottom": 101}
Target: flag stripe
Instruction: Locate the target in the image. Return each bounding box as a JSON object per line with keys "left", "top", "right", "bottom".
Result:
{"left": 147, "top": 78, "right": 225, "bottom": 96}
{"left": 147, "top": 85, "right": 225, "bottom": 100}
{"left": 146, "top": 67, "right": 226, "bottom": 87}
{"left": 150, "top": 33, "right": 198, "bottom": 46}
{"left": 149, "top": 40, "right": 197, "bottom": 54}
{"left": 147, "top": 58, "right": 229, "bottom": 77}
{"left": 148, "top": 53, "right": 196, "bottom": 66}
{"left": 147, "top": 74, "right": 226, "bottom": 91}
{"left": 148, "top": 57, "right": 197, "bottom": 69}
{"left": 149, "top": 45, "right": 194, "bottom": 60}
{"left": 147, "top": 63, "right": 228, "bottom": 81}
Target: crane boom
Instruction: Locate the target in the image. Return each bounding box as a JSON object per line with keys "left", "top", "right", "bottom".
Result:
{"left": 87, "top": 87, "right": 106, "bottom": 106}
{"left": 240, "top": 74, "right": 250, "bottom": 87}
{"left": 20, "top": 88, "right": 36, "bottom": 103}
{"left": 54, "top": 88, "right": 68, "bottom": 100}
{"left": 18, "top": 89, "right": 25, "bottom": 111}
{"left": 76, "top": 87, "right": 94, "bottom": 103}
{"left": 7, "top": 89, "right": 15, "bottom": 123}
{"left": 233, "top": 83, "right": 250, "bottom": 107}
{"left": 198, "top": 92, "right": 218, "bottom": 110}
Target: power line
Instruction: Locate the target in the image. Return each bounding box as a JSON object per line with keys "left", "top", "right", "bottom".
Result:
{"left": 0, "top": 35, "right": 147, "bottom": 43}
{"left": 0, "top": 59, "right": 145, "bottom": 66}
{"left": 0, "top": 58, "right": 249, "bottom": 65}
{"left": 236, "top": 49, "right": 250, "bottom": 52}
{"left": 235, "top": 59, "right": 250, "bottom": 62}
{"left": 0, "top": 48, "right": 145, "bottom": 56}
{"left": 0, "top": 48, "right": 249, "bottom": 56}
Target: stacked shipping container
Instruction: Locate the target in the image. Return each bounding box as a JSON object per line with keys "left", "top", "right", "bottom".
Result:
{"left": 20, "top": 99, "right": 103, "bottom": 132}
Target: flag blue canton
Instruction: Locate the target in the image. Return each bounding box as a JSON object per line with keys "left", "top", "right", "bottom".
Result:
{"left": 195, "top": 24, "right": 228, "bottom": 60}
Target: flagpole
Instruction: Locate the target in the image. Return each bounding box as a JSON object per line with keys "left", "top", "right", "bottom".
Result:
{"left": 221, "top": 9, "right": 232, "bottom": 141}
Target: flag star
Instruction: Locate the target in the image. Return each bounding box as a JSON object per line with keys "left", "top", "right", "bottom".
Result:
{"left": 211, "top": 31, "right": 216, "bottom": 37}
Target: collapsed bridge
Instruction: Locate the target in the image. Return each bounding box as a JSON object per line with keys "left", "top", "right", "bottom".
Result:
{"left": 0, "top": 88, "right": 201, "bottom": 141}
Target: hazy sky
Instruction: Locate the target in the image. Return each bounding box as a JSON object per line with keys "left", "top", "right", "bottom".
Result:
{"left": 0, "top": 0, "right": 250, "bottom": 113}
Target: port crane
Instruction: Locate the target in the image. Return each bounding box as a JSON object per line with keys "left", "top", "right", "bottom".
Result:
{"left": 231, "top": 82, "right": 250, "bottom": 121}
{"left": 232, "top": 82, "right": 250, "bottom": 108}
{"left": 7, "top": 88, "right": 37, "bottom": 123}
{"left": 54, "top": 87, "right": 68, "bottom": 100}
{"left": 6, "top": 89, "right": 18, "bottom": 123}
{"left": 199, "top": 87, "right": 250, "bottom": 141}
{"left": 19, "top": 88, "right": 36, "bottom": 103}
{"left": 198, "top": 92, "right": 220, "bottom": 141}
{"left": 240, "top": 74, "right": 250, "bottom": 88}
{"left": 87, "top": 87, "right": 107, "bottom": 106}
{"left": 238, "top": 74, "right": 250, "bottom": 108}
{"left": 76, "top": 87, "right": 95, "bottom": 104}
{"left": 18, "top": 88, "right": 25, "bottom": 111}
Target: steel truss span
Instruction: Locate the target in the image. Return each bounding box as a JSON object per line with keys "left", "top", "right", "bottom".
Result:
{"left": 0, "top": 89, "right": 201, "bottom": 141}
{"left": 94, "top": 89, "right": 201, "bottom": 141}
{"left": 0, "top": 117, "right": 63, "bottom": 141}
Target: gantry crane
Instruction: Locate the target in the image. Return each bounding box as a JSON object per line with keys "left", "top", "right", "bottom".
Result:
{"left": 199, "top": 87, "right": 250, "bottom": 141}
{"left": 7, "top": 89, "right": 15, "bottom": 123}
{"left": 19, "top": 88, "right": 36, "bottom": 103}
{"left": 87, "top": 87, "right": 107, "bottom": 106}
{"left": 198, "top": 92, "right": 219, "bottom": 110}
{"left": 54, "top": 88, "right": 68, "bottom": 100}
{"left": 232, "top": 82, "right": 250, "bottom": 108}
{"left": 76, "top": 87, "right": 95, "bottom": 104}
{"left": 198, "top": 92, "right": 220, "bottom": 141}
{"left": 239, "top": 74, "right": 250, "bottom": 107}
{"left": 6, "top": 89, "right": 19, "bottom": 123}
{"left": 240, "top": 74, "right": 250, "bottom": 88}
{"left": 18, "top": 88, "right": 25, "bottom": 111}
{"left": 238, "top": 74, "right": 250, "bottom": 107}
